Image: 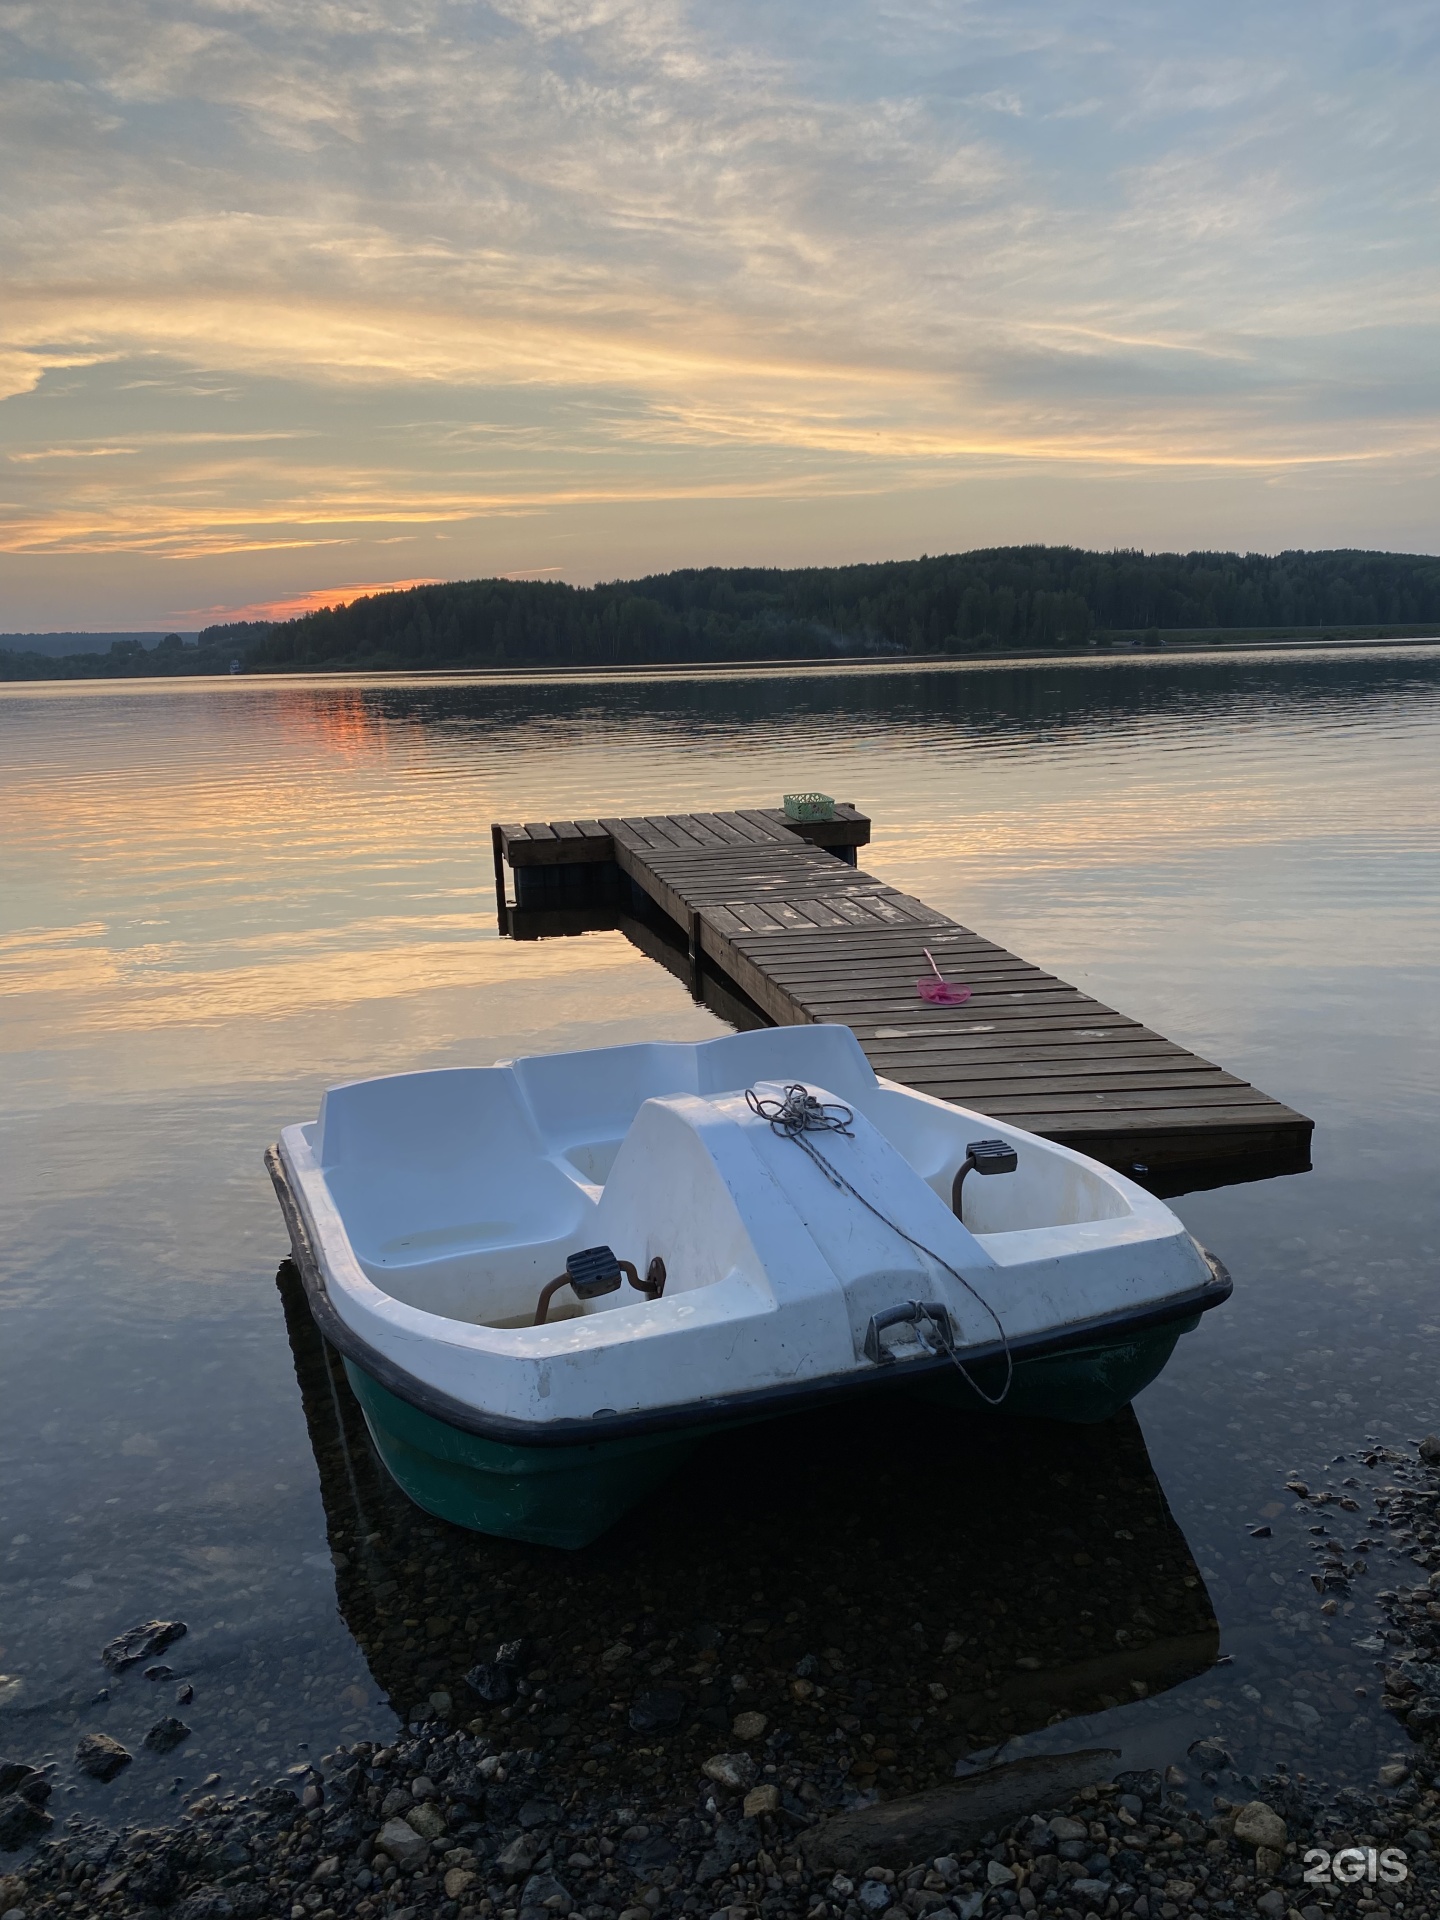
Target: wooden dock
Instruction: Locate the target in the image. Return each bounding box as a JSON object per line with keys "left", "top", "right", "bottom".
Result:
{"left": 491, "top": 805, "right": 1312, "bottom": 1189}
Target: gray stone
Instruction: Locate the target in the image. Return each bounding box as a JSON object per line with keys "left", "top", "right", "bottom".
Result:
{"left": 172, "top": 1889, "right": 239, "bottom": 1920}
{"left": 1071, "top": 1879, "right": 1111, "bottom": 1902}
{"left": 1256, "top": 1893, "right": 1286, "bottom": 1917}
{"left": 520, "top": 1871, "right": 572, "bottom": 1913}
{"left": 858, "top": 1882, "right": 892, "bottom": 1913}
{"left": 404, "top": 1801, "right": 446, "bottom": 1840}
{"left": 130, "top": 1858, "right": 180, "bottom": 1907}
{"left": 799, "top": 1748, "right": 1119, "bottom": 1872}
{"left": 465, "top": 1660, "right": 516, "bottom": 1705}
{"left": 1232, "top": 1801, "right": 1287, "bottom": 1853}
{"left": 986, "top": 1861, "right": 1016, "bottom": 1886}
{"left": 518, "top": 1798, "right": 563, "bottom": 1829}
{"left": 629, "top": 1688, "right": 686, "bottom": 1732}
{"left": 497, "top": 1833, "right": 539, "bottom": 1879}
{"left": 1378, "top": 1763, "right": 1410, "bottom": 1788}
{"left": 1419, "top": 1435, "right": 1440, "bottom": 1466}
{"left": 375, "top": 1816, "right": 430, "bottom": 1869}
{"left": 74, "top": 1734, "right": 132, "bottom": 1782}
{"left": 171, "top": 1888, "right": 243, "bottom": 1920}
{"left": 0, "top": 1794, "right": 52, "bottom": 1851}
{"left": 1049, "top": 1817, "right": 1088, "bottom": 1842}
{"left": 702, "top": 1753, "right": 757, "bottom": 1792}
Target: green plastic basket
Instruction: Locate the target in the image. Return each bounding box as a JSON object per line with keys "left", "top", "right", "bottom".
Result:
{"left": 783, "top": 792, "right": 836, "bottom": 822}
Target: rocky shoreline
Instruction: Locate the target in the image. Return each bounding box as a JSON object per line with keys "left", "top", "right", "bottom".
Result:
{"left": 10, "top": 1409, "right": 1440, "bottom": 1920}
{"left": 3, "top": 1715, "right": 1439, "bottom": 1920}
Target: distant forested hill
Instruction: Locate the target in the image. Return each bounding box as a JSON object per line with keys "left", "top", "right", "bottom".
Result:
{"left": 0, "top": 630, "right": 254, "bottom": 680}
{"left": 6, "top": 548, "right": 1440, "bottom": 681}
{"left": 246, "top": 547, "right": 1440, "bottom": 670}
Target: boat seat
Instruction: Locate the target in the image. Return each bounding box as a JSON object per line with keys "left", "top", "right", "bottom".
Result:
{"left": 315, "top": 1067, "right": 594, "bottom": 1317}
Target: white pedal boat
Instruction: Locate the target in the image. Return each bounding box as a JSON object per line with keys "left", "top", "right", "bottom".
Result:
{"left": 267, "top": 1024, "right": 1229, "bottom": 1547}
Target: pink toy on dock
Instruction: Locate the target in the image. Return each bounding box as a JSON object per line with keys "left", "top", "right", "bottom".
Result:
{"left": 917, "top": 947, "right": 971, "bottom": 1005}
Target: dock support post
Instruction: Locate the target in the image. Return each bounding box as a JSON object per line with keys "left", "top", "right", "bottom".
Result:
{"left": 490, "top": 824, "right": 509, "bottom": 934}
{"left": 688, "top": 908, "right": 703, "bottom": 999}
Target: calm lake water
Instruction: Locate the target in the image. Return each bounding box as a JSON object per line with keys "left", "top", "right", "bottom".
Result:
{"left": 2, "top": 647, "right": 1439, "bottom": 1829}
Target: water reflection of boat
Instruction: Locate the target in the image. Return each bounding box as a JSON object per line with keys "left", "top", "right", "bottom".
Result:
{"left": 276, "top": 1258, "right": 1220, "bottom": 1800}
{"left": 268, "top": 1027, "right": 1228, "bottom": 1546}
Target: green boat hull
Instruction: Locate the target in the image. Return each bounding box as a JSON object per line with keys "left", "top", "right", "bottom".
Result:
{"left": 344, "top": 1315, "right": 1194, "bottom": 1548}
{"left": 343, "top": 1359, "right": 711, "bottom": 1548}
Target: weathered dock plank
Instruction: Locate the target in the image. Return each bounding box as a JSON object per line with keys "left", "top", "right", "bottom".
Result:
{"left": 492, "top": 806, "right": 1312, "bottom": 1184}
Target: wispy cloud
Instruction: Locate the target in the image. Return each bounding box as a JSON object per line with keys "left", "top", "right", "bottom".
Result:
{"left": 1, "top": 0, "right": 1437, "bottom": 620}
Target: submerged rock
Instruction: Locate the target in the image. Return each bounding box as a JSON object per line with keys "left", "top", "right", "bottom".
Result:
{"left": 143, "top": 1716, "right": 192, "bottom": 1754}
{"left": 100, "top": 1618, "right": 187, "bottom": 1673}
{"left": 74, "top": 1733, "right": 133, "bottom": 1782}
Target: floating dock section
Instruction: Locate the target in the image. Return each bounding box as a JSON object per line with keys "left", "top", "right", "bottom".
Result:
{"left": 491, "top": 806, "right": 1312, "bottom": 1190}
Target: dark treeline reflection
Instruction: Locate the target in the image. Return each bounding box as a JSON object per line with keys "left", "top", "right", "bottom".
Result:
{"left": 322, "top": 650, "right": 1440, "bottom": 754}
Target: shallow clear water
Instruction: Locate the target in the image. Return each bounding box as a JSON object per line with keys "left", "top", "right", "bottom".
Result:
{"left": 2, "top": 648, "right": 1439, "bottom": 1827}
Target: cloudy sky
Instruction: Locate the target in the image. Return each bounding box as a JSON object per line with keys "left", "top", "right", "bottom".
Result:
{"left": 2, "top": 0, "right": 1438, "bottom": 628}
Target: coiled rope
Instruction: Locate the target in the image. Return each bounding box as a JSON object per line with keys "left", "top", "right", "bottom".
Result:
{"left": 744, "top": 1083, "right": 1014, "bottom": 1406}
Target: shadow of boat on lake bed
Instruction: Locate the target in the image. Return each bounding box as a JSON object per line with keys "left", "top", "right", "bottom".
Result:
{"left": 276, "top": 1262, "right": 1218, "bottom": 1802}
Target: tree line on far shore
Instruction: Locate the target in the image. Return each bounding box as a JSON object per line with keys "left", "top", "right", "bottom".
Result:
{"left": 5, "top": 547, "right": 1440, "bottom": 679}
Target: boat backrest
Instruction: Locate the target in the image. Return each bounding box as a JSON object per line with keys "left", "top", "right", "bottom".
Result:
{"left": 508, "top": 1041, "right": 702, "bottom": 1149}
{"left": 695, "top": 1024, "right": 878, "bottom": 1101}
{"left": 506, "top": 1024, "right": 878, "bottom": 1149}
{"left": 316, "top": 1066, "right": 545, "bottom": 1175}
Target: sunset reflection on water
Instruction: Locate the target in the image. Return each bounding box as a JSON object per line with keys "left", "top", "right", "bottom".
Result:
{"left": 1, "top": 649, "right": 1437, "bottom": 1822}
